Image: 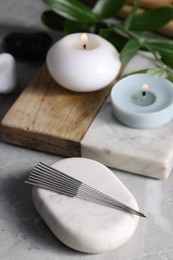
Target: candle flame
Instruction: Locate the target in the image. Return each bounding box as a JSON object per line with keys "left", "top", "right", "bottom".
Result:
{"left": 81, "top": 33, "right": 88, "bottom": 49}
{"left": 142, "top": 83, "right": 149, "bottom": 91}
{"left": 81, "top": 33, "right": 88, "bottom": 44}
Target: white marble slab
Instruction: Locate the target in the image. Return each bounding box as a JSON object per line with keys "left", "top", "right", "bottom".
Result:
{"left": 81, "top": 52, "right": 173, "bottom": 179}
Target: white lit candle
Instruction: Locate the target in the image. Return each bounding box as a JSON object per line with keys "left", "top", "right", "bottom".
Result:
{"left": 47, "top": 33, "right": 121, "bottom": 92}
{"left": 81, "top": 33, "right": 88, "bottom": 50}
{"left": 111, "top": 74, "right": 173, "bottom": 129}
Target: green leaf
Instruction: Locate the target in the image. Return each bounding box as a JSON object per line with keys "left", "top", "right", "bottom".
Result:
{"left": 130, "top": 7, "right": 173, "bottom": 31}
{"left": 136, "top": 32, "right": 171, "bottom": 44}
{"left": 146, "top": 68, "right": 165, "bottom": 77}
{"left": 136, "top": 32, "right": 173, "bottom": 68}
{"left": 162, "top": 56, "right": 173, "bottom": 69}
{"left": 64, "top": 19, "right": 90, "bottom": 33}
{"left": 146, "top": 40, "right": 173, "bottom": 68}
{"left": 123, "top": 2, "right": 140, "bottom": 30}
{"left": 93, "top": 0, "right": 128, "bottom": 20}
{"left": 168, "top": 73, "right": 173, "bottom": 82}
{"left": 127, "top": 68, "right": 166, "bottom": 77}
{"left": 148, "top": 42, "right": 173, "bottom": 55}
{"left": 120, "top": 39, "right": 140, "bottom": 64}
{"left": 41, "top": 10, "right": 65, "bottom": 30}
{"left": 42, "top": 0, "right": 98, "bottom": 23}
{"left": 99, "top": 28, "right": 128, "bottom": 51}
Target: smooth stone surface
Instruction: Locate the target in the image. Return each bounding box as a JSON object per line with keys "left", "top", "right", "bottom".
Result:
{"left": 81, "top": 51, "right": 173, "bottom": 179}
{"left": 32, "top": 158, "right": 139, "bottom": 253}
{"left": 0, "top": 53, "right": 17, "bottom": 94}
{"left": 2, "top": 32, "right": 52, "bottom": 61}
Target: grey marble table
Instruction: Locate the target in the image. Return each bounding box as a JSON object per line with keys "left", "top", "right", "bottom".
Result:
{"left": 0, "top": 1, "right": 173, "bottom": 259}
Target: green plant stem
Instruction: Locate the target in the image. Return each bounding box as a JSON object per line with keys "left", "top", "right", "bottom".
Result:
{"left": 142, "top": 41, "right": 173, "bottom": 74}
{"left": 105, "top": 21, "right": 173, "bottom": 76}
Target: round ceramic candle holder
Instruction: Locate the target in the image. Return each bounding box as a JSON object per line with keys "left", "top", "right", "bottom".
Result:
{"left": 111, "top": 74, "right": 173, "bottom": 129}
{"left": 47, "top": 33, "right": 121, "bottom": 92}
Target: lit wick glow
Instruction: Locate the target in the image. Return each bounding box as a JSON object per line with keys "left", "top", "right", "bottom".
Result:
{"left": 81, "top": 33, "right": 88, "bottom": 50}
{"left": 142, "top": 83, "right": 149, "bottom": 98}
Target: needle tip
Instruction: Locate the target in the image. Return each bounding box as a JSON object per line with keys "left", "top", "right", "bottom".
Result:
{"left": 139, "top": 212, "right": 146, "bottom": 218}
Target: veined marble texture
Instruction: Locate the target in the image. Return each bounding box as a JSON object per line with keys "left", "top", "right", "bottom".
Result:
{"left": 81, "top": 51, "right": 173, "bottom": 179}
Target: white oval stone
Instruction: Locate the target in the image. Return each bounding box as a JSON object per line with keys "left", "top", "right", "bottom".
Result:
{"left": 32, "top": 158, "right": 139, "bottom": 253}
{"left": 0, "top": 53, "right": 17, "bottom": 94}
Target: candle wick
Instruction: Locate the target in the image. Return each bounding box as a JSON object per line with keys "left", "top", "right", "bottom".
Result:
{"left": 83, "top": 44, "right": 86, "bottom": 50}
{"left": 142, "top": 91, "right": 146, "bottom": 97}
{"left": 141, "top": 83, "right": 149, "bottom": 99}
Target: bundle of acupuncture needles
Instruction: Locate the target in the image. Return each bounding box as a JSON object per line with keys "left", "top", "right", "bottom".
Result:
{"left": 25, "top": 162, "right": 146, "bottom": 218}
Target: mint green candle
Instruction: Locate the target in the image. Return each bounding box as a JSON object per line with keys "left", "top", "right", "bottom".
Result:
{"left": 111, "top": 74, "right": 173, "bottom": 129}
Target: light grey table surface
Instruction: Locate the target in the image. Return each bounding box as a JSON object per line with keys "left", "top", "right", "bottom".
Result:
{"left": 0, "top": 1, "right": 173, "bottom": 259}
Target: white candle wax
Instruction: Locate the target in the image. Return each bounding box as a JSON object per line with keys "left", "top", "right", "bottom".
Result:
{"left": 111, "top": 74, "right": 173, "bottom": 129}
{"left": 47, "top": 33, "right": 121, "bottom": 92}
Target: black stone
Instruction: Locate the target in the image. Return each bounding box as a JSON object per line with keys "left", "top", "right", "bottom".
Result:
{"left": 2, "top": 32, "right": 52, "bottom": 61}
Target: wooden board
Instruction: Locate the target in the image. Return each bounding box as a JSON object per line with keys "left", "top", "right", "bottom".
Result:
{"left": 1, "top": 64, "right": 121, "bottom": 156}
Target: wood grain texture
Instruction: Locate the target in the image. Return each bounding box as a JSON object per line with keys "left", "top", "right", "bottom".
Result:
{"left": 1, "top": 64, "right": 120, "bottom": 156}
{"left": 128, "top": 0, "right": 173, "bottom": 9}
